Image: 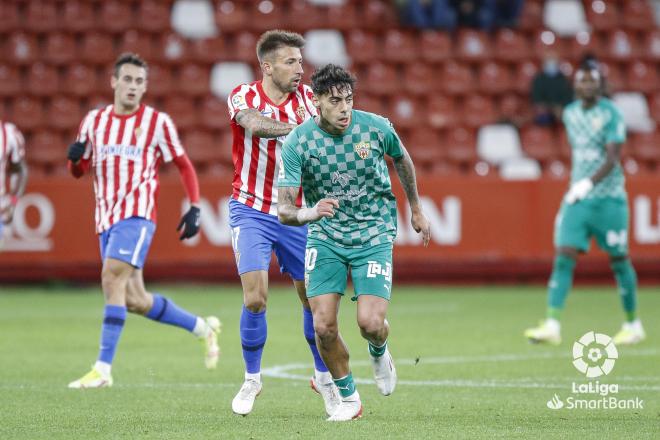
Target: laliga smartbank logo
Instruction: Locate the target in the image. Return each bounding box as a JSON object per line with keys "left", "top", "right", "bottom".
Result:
{"left": 546, "top": 331, "right": 644, "bottom": 411}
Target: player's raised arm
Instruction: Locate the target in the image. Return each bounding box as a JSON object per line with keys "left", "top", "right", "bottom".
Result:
{"left": 392, "top": 146, "right": 431, "bottom": 247}
{"left": 235, "top": 108, "right": 296, "bottom": 138}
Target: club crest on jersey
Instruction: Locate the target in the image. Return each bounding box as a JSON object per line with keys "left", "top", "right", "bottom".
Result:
{"left": 231, "top": 94, "right": 246, "bottom": 109}
{"left": 591, "top": 116, "right": 603, "bottom": 130}
{"left": 354, "top": 141, "right": 371, "bottom": 159}
{"left": 134, "top": 127, "right": 142, "bottom": 139}
{"left": 296, "top": 105, "right": 306, "bottom": 120}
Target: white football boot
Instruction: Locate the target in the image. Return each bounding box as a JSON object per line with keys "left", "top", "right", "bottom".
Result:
{"left": 613, "top": 320, "right": 646, "bottom": 345}
{"left": 232, "top": 377, "right": 262, "bottom": 415}
{"left": 327, "top": 391, "right": 362, "bottom": 421}
{"left": 524, "top": 319, "right": 561, "bottom": 345}
{"left": 370, "top": 347, "right": 397, "bottom": 396}
{"left": 310, "top": 374, "right": 341, "bottom": 416}
{"left": 202, "top": 316, "right": 221, "bottom": 369}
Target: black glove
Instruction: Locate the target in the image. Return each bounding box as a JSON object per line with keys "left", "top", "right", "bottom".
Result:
{"left": 67, "top": 141, "right": 86, "bottom": 162}
{"left": 177, "top": 206, "right": 201, "bottom": 240}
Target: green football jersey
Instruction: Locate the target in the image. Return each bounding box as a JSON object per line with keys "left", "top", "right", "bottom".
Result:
{"left": 562, "top": 97, "right": 627, "bottom": 199}
{"left": 277, "top": 109, "right": 404, "bottom": 248}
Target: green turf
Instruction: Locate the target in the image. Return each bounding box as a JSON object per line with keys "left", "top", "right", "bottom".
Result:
{"left": 0, "top": 285, "right": 658, "bottom": 439}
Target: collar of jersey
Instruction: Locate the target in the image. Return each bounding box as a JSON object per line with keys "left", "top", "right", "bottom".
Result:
{"left": 257, "top": 81, "right": 294, "bottom": 109}
{"left": 110, "top": 103, "right": 144, "bottom": 120}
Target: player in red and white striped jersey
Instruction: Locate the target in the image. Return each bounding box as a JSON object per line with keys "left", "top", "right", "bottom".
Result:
{"left": 67, "top": 53, "right": 220, "bottom": 390}
{"left": 226, "top": 30, "right": 339, "bottom": 417}
{"left": 0, "top": 120, "right": 28, "bottom": 241}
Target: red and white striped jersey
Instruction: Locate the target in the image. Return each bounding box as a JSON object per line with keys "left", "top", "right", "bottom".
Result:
{"left": 0, "top": 121, "right": 25, "bottom": 198}
{"left": 76, "top": 104, "right": 185, "bottom": 233}
{"left": 227, "top": 81, "right": 317, "bottom": 215}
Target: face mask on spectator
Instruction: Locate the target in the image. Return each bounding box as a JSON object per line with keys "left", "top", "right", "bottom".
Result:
{"left": 543, "top": 60, "right": 559, "bottom": 75}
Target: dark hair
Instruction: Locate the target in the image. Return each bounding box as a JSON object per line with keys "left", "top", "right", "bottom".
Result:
{"left": 113, "top": 52, "right": 148, "bottom": 77}
{"left": 256, "top": 30, "right": 305, "bottom": 62}
{"left": 311, "top": 64, "right": 356, "bottom": 96}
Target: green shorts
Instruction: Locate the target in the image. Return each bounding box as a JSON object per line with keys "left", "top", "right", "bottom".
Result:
{"left": 304, "top": 238, "right": 393, "bottom": 300}
{"left": 554, "top": 197, "right": 629, "bottom": 257}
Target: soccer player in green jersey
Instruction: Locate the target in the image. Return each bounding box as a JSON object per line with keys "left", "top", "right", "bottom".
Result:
{"left": 277, "top": 64, "right": 431, "bottom": 421}
{"left": 525, "top": 64, "right": 645, "bottom": 346}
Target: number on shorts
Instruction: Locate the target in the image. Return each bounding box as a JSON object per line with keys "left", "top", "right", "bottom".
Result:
{"left": 305, "top": 248, "right": 318, "bottom": 271}
{"left": 231, "top": 226, "right": 240, "bottom": 252}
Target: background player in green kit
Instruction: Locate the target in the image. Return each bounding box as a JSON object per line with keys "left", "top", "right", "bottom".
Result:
{"left": 277, "top": 64, "right": 431, "bottom": 421}
{"left": 525, "top": 64, "right": 645, "bottom": 346}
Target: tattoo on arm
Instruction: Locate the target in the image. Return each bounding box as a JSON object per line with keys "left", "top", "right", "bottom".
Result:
{"left": 236, "top": 109, "right": 296, "bottom": 138}
{"left": 591, "top": 143, "right": 621, "bottom": 184}
{"left": 393, "top": 147, "right": 422, "bottom": 211}
{"left": 277, "top": 187, "right": 303, "bottom": 225}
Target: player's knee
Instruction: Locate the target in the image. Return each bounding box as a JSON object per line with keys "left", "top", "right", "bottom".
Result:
{"left": 314, "top": 319, "right": 338, "bottom": 342}
{"left": 125, "top": 295, "right": 150, "bottom": 315}
{"left": 358, "top": 315, "right": 385, "bottom": 338}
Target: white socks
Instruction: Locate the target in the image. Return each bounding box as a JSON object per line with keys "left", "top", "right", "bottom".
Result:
{"left": 94, "top": 361, "right": 111, "bottom": 377}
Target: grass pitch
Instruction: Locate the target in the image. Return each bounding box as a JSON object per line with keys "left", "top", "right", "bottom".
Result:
{"left": 0, "top": 284, "right": 658, "bottom": 439}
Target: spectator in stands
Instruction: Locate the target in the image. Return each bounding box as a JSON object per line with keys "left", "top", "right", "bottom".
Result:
{"left": 531, "top": 50, "right": 573, "bottom": 126}
{"left": 396, "top": 0, "right": 457, "bottom": 30}
{"left": 491, "top": 0, "right": 524, "bottom": 28}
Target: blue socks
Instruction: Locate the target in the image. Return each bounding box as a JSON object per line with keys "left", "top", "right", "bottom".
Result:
{"left": 98, "top": 305, "right": 127, "bottom": 364}
{"left": 240, "top": 306, "right": 267, "bottom": 374}
{"left": 146, "top": 294, "right": 197, "bottom": 332}
{"left": 303, "top": 307, "right": 329, "bottom": 373}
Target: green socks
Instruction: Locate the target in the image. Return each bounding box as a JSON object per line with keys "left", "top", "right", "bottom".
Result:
{"left": 368, "top": 340, "right": 387, "bottom": 358}
{"left": 333, "top": 373, "right": 356, "bottom": 398}
{"left": 546, "top": 254, "right": 577, "bottom": 320}
{"left": 611, "top": 258, "right": 638, "bottom": 322}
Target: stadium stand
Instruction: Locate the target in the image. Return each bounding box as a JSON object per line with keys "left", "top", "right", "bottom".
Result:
{"left": 0, "top": 0, "right": 657, "bottom": 178}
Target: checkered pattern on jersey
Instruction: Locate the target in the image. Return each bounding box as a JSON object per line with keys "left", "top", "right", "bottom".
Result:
{"left": 563, "top": 98, "right": 627, "bottom": 200}
{"left": 294, "top": 120, "right": 397, "bottom": 248}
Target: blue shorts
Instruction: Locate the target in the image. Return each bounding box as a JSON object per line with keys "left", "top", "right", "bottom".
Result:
{"left": 228, "top": 199, "right": 307, "bottom": 281}
{"left": 99, "top": 217, "right": 156, "bottom": 269}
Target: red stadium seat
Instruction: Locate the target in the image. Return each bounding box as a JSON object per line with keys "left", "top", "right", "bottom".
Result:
{"left": 441, "top": 61, "right": 474, "bottom": 96}
{"left": 643, "top": 30, "right": 660, "bottom": 62}
{"left": 605, "top": 30, "right": 638, "bottom": 62}
{"left": 477, "top": 61, "right": 513, "bottom": 95}
{"left": 462, "top": 95, "right": 496, "bottom": 128}
{"left": 62, "top": 1, "right": 96, "bottom": 33}
{"left": 48, "top": 97, "right": 84, "bottom": 131}
{"left": 625, "top": 61, "right": 658, "bottom": 94}
{"left": 146, "top": 65, "right": 175, "bottom": 98}
{"left": 427, "top": 95, "right": 457, "bottom": 129}
{"left": 622, "top": 0, "right": 655, "bottom": 31}
{"left": 346, "top": 30, "right": 380, "bottom": 65}
{"left": 232, "top": 32, "right": 259, "bottom": 64}
{"left": 286, "top": 0, "right": 325, "bottom": 31}
{"left": 531, "top": 30, "right": 564, "bottom": 60}
{"left": 518, "top": 0, "right": 543, "bottom": 32}
{"left": 138, "top": 0, "right": 172, "bottom": 33}
{"left": 215, "top": 1, "right": 249, "bottom": 34}
{"left": 43, "top": 33, "right": 77, "bottom": 66}
{"left": 190, "top": 38, "right": 229, "bottom": 64}
{"left": 403, "top": 64, "right": 437, "bottom": 96}
{"left": 81, "top": 32, "right": 115, "bottom": 65}
{"left": 156, "top": 32, "right": 191, "bottom": 65}
{"left": 600, "top": 63, "right": 626, "bottom": 93}
{"left": 382, "top": 30, "right": 418, "bottom": 64}
{"left": 327, "top": 2, "right": 359, "bottom": 31}
{"left": 404, "top": 129, "right": 445, "bottom": 172}
{"left": 497, "top": 94, "right": 530, "bottom": 126}
{"left": 24, "top": 0, "right": 58, "bottom": 33}
{"left": 585, "top": 0, "right": 620, "bottom": 31}
{"left": 200, "top": 96, "right": 228, "bottom": 131}
{"left": 513, "top": 61, "right": 539, "bottom": 94}
{"left": 183, "top": 130, "right": 219, "bottom": 166}
{"left": 362, "top": 62, "right": 399, "bottom": 96}
{"left": 649, "top": 92, "right": 660, "bottom": 124}
{"left": 163, "top": 97, "right": 197, "bottom": 130}
{"left": 419, "top": 31, "right": 452, "bottom": 64}
{"left": 0, "top": 1, "right": 21, "bottom": 32}
{"left": 118, "top": 30, "right": 155, "bottom": 61}
{"left": 248, "top": 0, "right": 284, "bottom": 32}
{"left": 88, "top": 94, "right": 113, "bottom": 111}
{"left": 63, "top": 64, "right": 100, "bottom": 98}
{"left": 362, "top": 0, "right": 399, "bottom": 32}
{"left": 632, "top": 132, "right": 660, "bottom": 168}
{"left": 27, "top": 130, "right": 65, "bottom": 169}
{"left": 455, "top": 30, "right": 490, "bottom": 63}
{"left": 0, "top": 66, "right": 21, "bottom": 97}
{"left": 557, "top": 129, "right": 571, "bottom": 161}
{"left": 100, "top": 0, "right": 134, "bottom": 33}
{"left": 5, "top": 32, "right": 40, "bottom": 66}
{"left": 388, "top": 96, "right": 426, "bottom": 129}
{"left": 356, "top": 94, "right": 387, "bottom": 116}
{"left": 179, "top": 64, "right": 211, "bottom": 97}
{"left": 520, "top": 126, "right": 557, "bottom": 164}
{"left": 445, "top": 126, "right": 478, "bottom": 167}
{"left": 10, "top": 97, "right": 46, "bottom": 131}
{"left": 26, "top": 63, "right": 60, "bottom": 97}
{"left": 567, "top": 31, "right": 605, "bottom": 61}
{"left": 494, "top": 29, "right": 531, "bottom": 63}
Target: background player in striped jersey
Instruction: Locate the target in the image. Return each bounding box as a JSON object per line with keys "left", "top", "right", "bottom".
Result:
{"left": 277, "top": 64, "right": 431, "bottom": 421}
{"left": 67, "top": 53, "right": 220, "bottom": 389}
{"left": 525, "top": 64, "right": 645, "bottom": 346}
{"left": 226, "top": 30, "right": 338, "bottom": 416}
{"left": 0, "top": 120, "right": 28, "bottom": 243}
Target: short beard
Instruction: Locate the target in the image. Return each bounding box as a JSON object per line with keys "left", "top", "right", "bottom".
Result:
{"left": 274, "top": 77, "right": 296, "bottom": 94}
